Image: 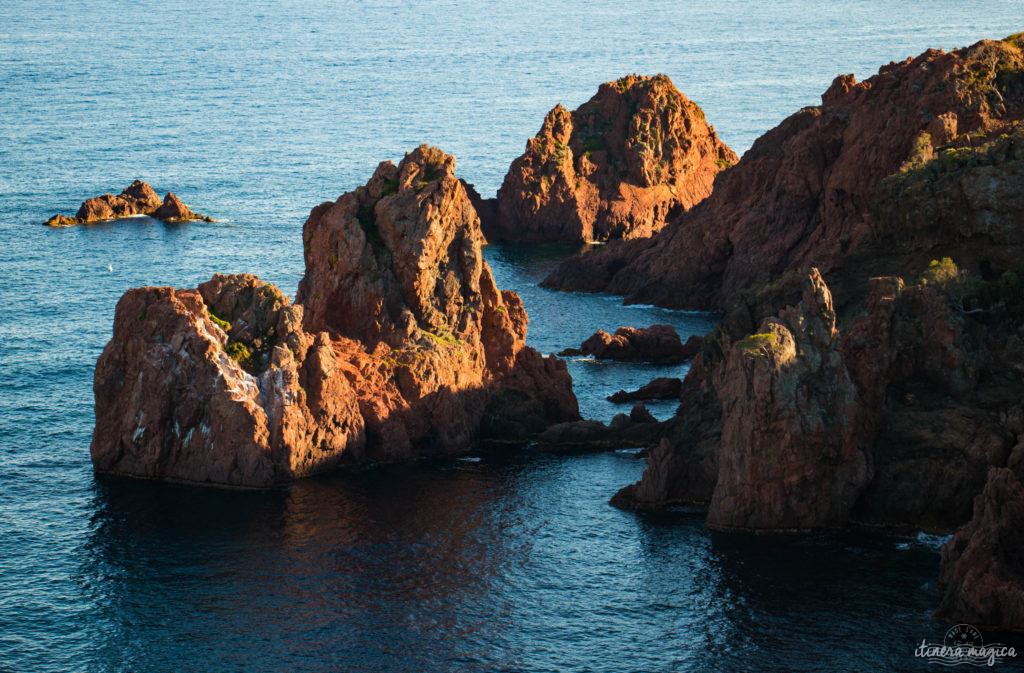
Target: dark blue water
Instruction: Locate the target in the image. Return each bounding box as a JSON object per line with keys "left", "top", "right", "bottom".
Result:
{"left": 3, "top": 2, "right": 1023, "bottom": 671}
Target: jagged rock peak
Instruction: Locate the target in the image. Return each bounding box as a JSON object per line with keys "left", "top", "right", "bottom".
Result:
{"left": 490, "top": 74, "right": 737, "bottom": 243}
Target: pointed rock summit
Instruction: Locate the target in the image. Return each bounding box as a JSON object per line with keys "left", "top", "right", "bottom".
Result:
{"left": 91, "top": 146, "right": 579, "bottom": 487}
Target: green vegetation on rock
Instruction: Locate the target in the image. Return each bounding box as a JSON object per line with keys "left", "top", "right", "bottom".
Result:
{"left": 736, "top": 332, "right": 783, "bottom": 356}
{"left": 209, "top": 312, "right": 231, "bottom": 332}
{"left": 224, "top": 339, "right": 254, "bottom": 371}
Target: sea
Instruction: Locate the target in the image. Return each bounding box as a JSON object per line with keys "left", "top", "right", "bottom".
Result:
{"left": 2, "top": 2, "right": 1023, "bottom": 671}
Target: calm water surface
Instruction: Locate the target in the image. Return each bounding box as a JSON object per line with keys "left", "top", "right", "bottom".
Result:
{"left": 2, "top": 2, "right": 1023, "bottom": 671}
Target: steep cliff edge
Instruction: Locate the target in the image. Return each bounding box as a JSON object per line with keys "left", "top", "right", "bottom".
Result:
{"left": 488, "top": 74, "right": 736, "bottom": 243}
{"left": 560, "top": 35, "right": 1024, "bottom": 535}
{"left": 91, "top": 146, "right": 579, "bottom": 487}
{"left": 613, "top": 267, "right": 1023, "bottom": 535}
{"left": 706, "top": 271, "right": 870, "bottom": 533}
{"left": 544, "top": 36, "right": 1024, "bottom": 309}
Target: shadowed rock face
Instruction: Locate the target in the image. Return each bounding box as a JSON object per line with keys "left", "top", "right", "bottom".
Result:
{"left": 92, "top": 146, "right": 579, "bottom": 487}
{"left": 612, "top": 267, "right": 1020, "bottom": 533}
{"left": 46, "top": 180, "right": 211, "bottom": 226}
{"left": 544, "top": 37, "right": 1024, "bottom": 309}
{"left": 489, "top": 74, "right": 736, "bottom": 243}
{"left": 607, "top": 377, "right": 682, "bottom": 403}
{"left": 937, "top": 468, "right": 1024, "bottom": 632}
{"left": 707, "top": 270, "right": 869, "bottom": 532}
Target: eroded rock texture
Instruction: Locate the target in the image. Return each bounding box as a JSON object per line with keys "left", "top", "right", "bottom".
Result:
{"left": 544, "top": 37, "right": 1024, "bottom": 307}
{"left": 489, "top": 74, "right": 736, "bottom": 243}
{"left": 937, "top": 468, "right": 1024, "bottom": 632}
{"left": 706, "top": 271, "right": 869, "bottom": 532}
{"left": 92, "top": 146, "right": 579, "bottom": 486}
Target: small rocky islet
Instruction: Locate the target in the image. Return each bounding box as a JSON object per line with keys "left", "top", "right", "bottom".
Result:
{"left": 87, "top": 34, "right": 1024, "bottom": 632}
{"left": 46, "top": 179, "right": 212, "bottom": 226}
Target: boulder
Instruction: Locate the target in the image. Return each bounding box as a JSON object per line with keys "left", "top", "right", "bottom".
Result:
{"left": 491, "top": 74, "right": 736, "bottom": 243}
{"left": 534, "top": 402, "right": 663, "bottom": 453}
{"left": 153, "top": 192, "right": 195, "bottom": 221}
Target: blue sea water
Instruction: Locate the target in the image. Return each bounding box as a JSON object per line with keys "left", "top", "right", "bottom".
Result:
{"left": 2, "top": 2, "right": 1023, "bottom": 671}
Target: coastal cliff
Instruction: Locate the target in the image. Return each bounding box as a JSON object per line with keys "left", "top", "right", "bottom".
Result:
{"left": 562, "top": 33, "right": 1024, "bottom": 629}
{"left": 555, "top": 36, "right": 1024, "bottom": 524}
{"left": 486, "top": 74, "right": 736, "bottom": 243}
{"left": 543, "top": 36, "right": 1024, "bottom": 305}
{"left": 91, "top": 146, "right": 578, "bottom": 487}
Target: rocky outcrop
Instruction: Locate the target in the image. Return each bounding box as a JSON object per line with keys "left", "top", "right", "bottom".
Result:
{"left": 607, "top": 376, "right": 682, "bottom": 403}
{"left": 842, "top": 276, "right": 1014, "bottom": 530}
{"left": 153, "top": 192, "right": 197, "bottom": 221}
{"left": 543, "top": 37, "right": 1024, "bottom": 308}
{"left": 47, "top": 180, "right": 212, "bottom": 226}
{"left": 936, "top": 468, "right": 1024, "bottom": 632}
{"left": 559, "top": 325, "right": 699, "bottom": 363}
{"left": 707, "top": 270, "right": 869, "bottom": 532}
{"left": 611, "top": 353, "right": 721, "bottom": 511}
{"left": 534, "top": 403, "right": 664, "bottom": 452}
{"left": 91, "top": 279, "right": 365, "bottom": 487}
{"left": 613, "top": 267, "right": 1022, "bottom": 532}
{"left": 92, "top": 146, "right": 579, "bottom": 487}
{"left": 489, "top": 74, "right": 736, "bottom": 243}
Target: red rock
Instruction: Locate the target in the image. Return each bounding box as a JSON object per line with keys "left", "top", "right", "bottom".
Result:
{"left": 544, "top": 37, "right": 1024, "bottom": 309}
{"left": 567, "top": 35, "right": 1024, "bottom": 539}
{"left": 533, "top": 402, "right": 663, "bottom": 453}
{"left": 568, "top": 324, "right": 693, "bottom": 362}
{"left": 153, "top": 192, "right": 195, "bottom": 221}
{"left": 936, "top": 468, "right": 1024, "bottom": 632}
{"left": 607, "top": 376, "right": 682, "bottom": 403}
{"left": 92, "top": 145, "right": 579, "bottom": 486}
{"left": 91, "top": 282, "right": 365, "bottom": 487}
{"left": 121, "top": 179, "right": 163, "bottom": 212}
{"left": 491, "top": 74, "right": 736, "bottom": 243}
{"left": 49, "top": 180, "right": 208, "bottom": 225}
{"left": 76, "top": 194, "right": 120, "bottom": 221}
{"left": 706, "top": 270, "right": 870, "bottom": 532}
{"left": 611, "top": 351, "right": 721, "bottom": 511}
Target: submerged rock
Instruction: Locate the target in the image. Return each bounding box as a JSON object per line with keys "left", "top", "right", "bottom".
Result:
{"left": 936, "top": 468, "right": 1024, "bottom": 632}
{"left": 490, "top": 74, "right": 736, "bottom": 243}
{"left": 46, "top": 180, "right": 212, "bottom": 226}
{"left": 92, "top": 146, "right": 579, "bottom": 486}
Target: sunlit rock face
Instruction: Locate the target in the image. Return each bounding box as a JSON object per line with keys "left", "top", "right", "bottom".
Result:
{"left": 92, "top": 146, "right": 579, "bottom": 487}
